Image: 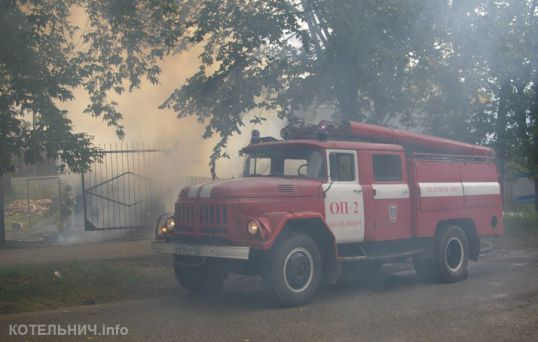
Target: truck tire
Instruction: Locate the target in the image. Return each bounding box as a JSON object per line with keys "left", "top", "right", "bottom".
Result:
{"left": 435, "top": 225, "right": 469, "bottom": 282}
{"left": 413, "top": 225, "right": 469, "bottom": 283}
{"left": 174, "top": 259, "right": 228, "bottom": 295}
{"left": 263, "top": 233, "right": 322, "bottom": 307}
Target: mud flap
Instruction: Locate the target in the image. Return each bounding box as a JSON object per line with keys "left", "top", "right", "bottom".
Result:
{"left": 469, "top": 234, "right": 480, "bottom": 261}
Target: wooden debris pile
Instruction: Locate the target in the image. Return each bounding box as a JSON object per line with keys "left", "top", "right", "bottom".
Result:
{"left": 6, "top": 199, "right": 53, "bottom": 216}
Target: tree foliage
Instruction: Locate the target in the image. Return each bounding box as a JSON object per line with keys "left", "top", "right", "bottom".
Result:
{"left": 161, "top": 0, "right": 451, "bottom": 176}
{"left": 0, "top": 0, "right": 180, "bottom": 174}
{"left": 419, "top": 0, "right": 538, "bottom": 210}
{"left": 2, "top": 0, "right": 538, "bottom": 210}
{"left": 162, "top": 0, "right": 538, "bottom": 207}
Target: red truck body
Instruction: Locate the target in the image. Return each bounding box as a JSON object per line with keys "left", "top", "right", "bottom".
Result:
{"left": 152, "top": 120, "right": 503, "bottom": 306}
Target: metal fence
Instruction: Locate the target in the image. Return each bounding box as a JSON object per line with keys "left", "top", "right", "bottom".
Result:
{"left": 1, "top": 144, "right": 213, "bottom": 240}
{"left": 81, "top": 144, "right": 165, "bottom": 231}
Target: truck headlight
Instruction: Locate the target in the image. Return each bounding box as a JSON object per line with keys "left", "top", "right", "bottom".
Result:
{"left": 159, "top": 216, "right": 175, "bottom": 235}
{"left": 164, "top": 217, "right": 176, "bottom": 230}
{"left": 247, "top": 220, "right": 260, "bottom": 235}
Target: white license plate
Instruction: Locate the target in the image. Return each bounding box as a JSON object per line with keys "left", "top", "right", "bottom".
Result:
{"left": 174, "top": 243, "right": 201, "bottom": 256}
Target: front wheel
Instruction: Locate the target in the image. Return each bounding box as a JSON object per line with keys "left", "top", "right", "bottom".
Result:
{"left": 262, "top": 233, "right": 322, "bottom": 307}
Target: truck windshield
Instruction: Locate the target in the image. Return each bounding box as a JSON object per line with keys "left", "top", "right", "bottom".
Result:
{"left": 243, "top": 148, "right": 325, "bottom": 179}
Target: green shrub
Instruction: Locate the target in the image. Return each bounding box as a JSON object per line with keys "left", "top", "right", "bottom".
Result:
{"left": 504, "top": 205, "right": 538, "bottom": 232}
{"left": 503, "top": 205, "right": 538, "bottom": 251}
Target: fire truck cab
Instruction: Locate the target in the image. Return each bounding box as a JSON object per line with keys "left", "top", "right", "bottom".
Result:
{"left": 152, "top": 120, "right": 503, "bottom": 306}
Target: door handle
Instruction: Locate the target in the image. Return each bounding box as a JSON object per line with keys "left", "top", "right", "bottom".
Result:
{"left": 353, "top": 189, "right": 362, "bottom": 193}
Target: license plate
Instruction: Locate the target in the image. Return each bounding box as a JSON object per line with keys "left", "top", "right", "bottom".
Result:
{"left": 174, "top": 243, "right": 201, "bottom": 256}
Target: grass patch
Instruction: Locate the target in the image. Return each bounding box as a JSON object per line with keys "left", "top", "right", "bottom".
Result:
{"left": 0, "top": 258, "right": 177, "bottom": 314}
{"left": 499, "top": 205, "right": 538, "bottom": 249}
{"left": 0, "top": 241, "right": 34, "bottom": 250}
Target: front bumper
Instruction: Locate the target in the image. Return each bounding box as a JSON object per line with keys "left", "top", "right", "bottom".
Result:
{"left": 151, "top": 240, "right": 250, "bottom": 260}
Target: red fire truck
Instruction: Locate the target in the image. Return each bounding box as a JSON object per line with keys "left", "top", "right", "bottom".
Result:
{"left": 152, "top": 120, "right": 503, "bottom": 306}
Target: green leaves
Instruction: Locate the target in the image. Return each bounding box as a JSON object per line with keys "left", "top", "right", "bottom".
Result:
{"left": 2, "top": 0, "right": 537, "bottom": 186}
{"left": 0, "top": 0, "right": 180, "bottom": 174}
{"left": 159, "top": 1, "right": 455, "bottom": 175}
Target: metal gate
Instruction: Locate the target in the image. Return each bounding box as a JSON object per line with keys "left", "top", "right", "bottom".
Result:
{"left": 81, "top": 144, "right": 163, "bottom": 231}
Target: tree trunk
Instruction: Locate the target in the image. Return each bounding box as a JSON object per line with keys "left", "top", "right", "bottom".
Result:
{"left": 334, "top": 57, "right": 361, "bottom": 121}
{"left": 535, "top": 176, "right": 538, "bottom": 213}
{"left": 337, "top": 80, "right": 360, "bottom": 121}
{"left": 495, "top": 79, "right": 511, "bottom": 200}
{"left": 514, "top": 82, "right": 529, "bottom": 155}
{"left": 0, "top": 173, "right": 5, "bottom": 244}
{"left": 532, "top": 73, "right": 538, "bottom": 213}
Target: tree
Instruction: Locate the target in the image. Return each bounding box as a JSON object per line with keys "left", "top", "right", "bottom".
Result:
{"left": 474, "top": 0, "right": 537, "bottom": 195}
{"left": 0, "top": 0, "right": 181, "bottom": 174}
{"left": 0, "top": 0, "right": 182, "bottom": 241}
{"left": 165, "top": 0, "right": 538, "bottom": 211}
{"left": 2, "top": 0, "right": 537, "bottom": 213}
{"left": 418, "top": 0, "right": 538, "bottom": 210}
{"left": 161, "top": 0, "right": 450, "bottom": 177}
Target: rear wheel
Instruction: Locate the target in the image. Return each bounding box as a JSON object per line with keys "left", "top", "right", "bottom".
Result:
{"left": 436, "top": 225, "right": 469, "bottom": 282}
{"left": 413, "top": 225, "right": 469, "bottom": 283}
{"left": 263, "top": 233, "right": 322, "bottom": 307}
{"left": 174, "top": 258, "right": 228, "bottom": 295}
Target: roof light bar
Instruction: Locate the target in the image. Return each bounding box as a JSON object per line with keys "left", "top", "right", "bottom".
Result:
{"left": 281, "top": 120, "right": 351, "bottom": 141}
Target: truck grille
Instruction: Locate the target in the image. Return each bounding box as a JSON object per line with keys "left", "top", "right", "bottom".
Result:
{"left": 277, "top": 184, "right": 294, "bottom": 192}
{"left": 175, "top": 202, "right": 228, "bottom": 225}
{"left": 199, "top": 204, "right": 228, "bottom": 224}
{"left": 175, "top": 203, "right": 195, "bottom": 223}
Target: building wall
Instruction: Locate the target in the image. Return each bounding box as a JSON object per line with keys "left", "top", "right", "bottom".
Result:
{"left": 504, "top": 177, "right": 536, "bottom": 205}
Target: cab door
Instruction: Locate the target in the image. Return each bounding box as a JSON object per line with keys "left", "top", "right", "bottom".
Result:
{"left": 323, "top": 150, "right": 365, "bottom": 243}
{"left": 368, "top": 151, "right": 412, "bottom": 240}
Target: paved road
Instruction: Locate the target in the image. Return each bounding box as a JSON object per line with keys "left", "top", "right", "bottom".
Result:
{"left": 1, "top": 249, "right": 538, "bottom": 341}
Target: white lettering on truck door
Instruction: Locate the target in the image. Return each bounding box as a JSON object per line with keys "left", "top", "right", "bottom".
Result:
{"left": 323, "top": 150, "right": 365, "bottom": 243}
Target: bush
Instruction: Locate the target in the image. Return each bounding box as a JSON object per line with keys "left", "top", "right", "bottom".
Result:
{"left": 504, "top": 205, "right": 538, "bottom": 232}
{"left": 502, "top": 205, "right": 538, "bottom": 250}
